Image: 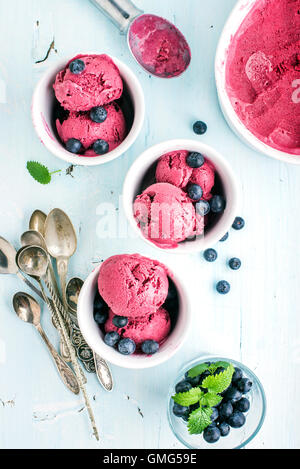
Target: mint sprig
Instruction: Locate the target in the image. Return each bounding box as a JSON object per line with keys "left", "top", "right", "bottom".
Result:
{"left": 26, "top": 161, "right": 61, "bottom": 185}
{"left": 201, "top": 364, "right": 235, "bottom": 394}
{"left": 188, "top": 407, "right": 213, "bottom": 435}
{"left": 187, "top": 363, "right": 210, "bottom": 378}
{"left": 172, "top": 387, "right": 203, "bottom": 407}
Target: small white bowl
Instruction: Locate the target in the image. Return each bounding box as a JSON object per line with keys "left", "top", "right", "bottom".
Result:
{"left": 77, "top": 262, "right": 191, "bottom": 369}
{"left": 32, "top": 54, "right": 145, "bottom": 166}
{"left": 123, "top": 139, "right": 239, "bottom": 254}
{"left": 215, "top": 0, "right": 300, "bottom": 165}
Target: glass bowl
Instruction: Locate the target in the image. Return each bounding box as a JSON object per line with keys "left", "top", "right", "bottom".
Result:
{"left": 167, "top": 355, "right": 266, "bottom": 449}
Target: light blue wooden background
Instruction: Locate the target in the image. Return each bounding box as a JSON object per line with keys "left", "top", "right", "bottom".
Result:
{"left": 0, "top": 0, "right": 300, "bottom": 449}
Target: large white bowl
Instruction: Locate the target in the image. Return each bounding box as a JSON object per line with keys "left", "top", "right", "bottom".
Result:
{"left": 215, "top": 0, "right": 300, "bottom": 165}
{"left": 77, "top": 262, "right": 191, "bottom": 369}
{"left": 32, "top": 54, "right": 145, "bottom": 166}
{"left": 123, "top": 139, "right": 239, "bottom": 254}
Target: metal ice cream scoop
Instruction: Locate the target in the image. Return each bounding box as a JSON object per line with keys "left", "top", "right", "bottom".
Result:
{"left": 89, "top": 0, "right": 191, "bottom": 78}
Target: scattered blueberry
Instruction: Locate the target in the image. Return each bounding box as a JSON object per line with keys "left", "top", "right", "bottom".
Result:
{"left": 229, "top": 257, "right": 242, "bottom": 270}
{"left": 94, "top": 309, "right": 108, "bottom": 325}
{"left": 219, "top": 422, "right": 230, "bottom": 437}
{"left": 90, "top": 106, "right": 108, "bottom": 123}
{"left": 141, "top": 340, "right": 159, "bottom": 355}
{"left": 210, "top": 195, "right": 226, "bottom": 213}
{"left": 232, "top": 216, "right": 245, "bottom": 230}
{"left": 216, "top": 280, "right": 230, "bottom": 294}
{"left": 112, "top": 315, "right": 128, "bottom": 328}
{"left": 219, "top": 401, "right": 233, "bottom": 421}
{"left": 236, "top": 378, "right": 253, "bottom": 393}
{"left": 104, "top": 331, "right": 120, "bottom": 347}
{"left": 173, "top": 402, "right": 189, "bottom": 418}
{"left": 118, "top": 338, "right": 136, "bottom": 355}
{"left": 193, "top": 121, "right": 207, "bottom": 135}
{"left": 185, "top": 372, "right": 200, "bottom": 387}
{"left": 204, "top": 248, "right": 218, "bottom": 262}
{"left": 69, "top": 59, "right": 85, "bottom": 74}
{"left": 187, "top": 183, "right": 203, "bottom": 201}
{"left": 203, "top": 425, "right": 221, "bottom": 444}
{"left": 232, "top": 367, "right": 243, "bottom": 383}
{"left": 93, "top": 139, "right": 109, "bottom": 155}
{"left": 223, "top": 385, "right": 243, "bottom": 403}
{"left": 235, "top": 397, "right": 250, "bottom": 413}
{"left": 219, "top": 232, "right": 229, "bottom": 242}
{"left": 196, "top": 200, "right": 210, "bottom": 217}
{"left": 66, "top": 138, "right": 82, "bottom": 154}
{"left": 210, "top": 407, "right": 219, "bottom": 422}
{"left": 186, "top": 152, "right": 205, "bottom": 168}
{"left": 227, "top": 410, "right": 246, "bottom": 428}
{"left": 175, "top": 380, "right": 192, "bottom": 394}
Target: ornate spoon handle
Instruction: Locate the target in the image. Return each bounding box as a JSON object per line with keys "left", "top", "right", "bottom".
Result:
{"left": 36, "top": 324, "right": 80, "bottom": 395}
{"left": 94, "top": 353, "right": 113, "bottom": 392}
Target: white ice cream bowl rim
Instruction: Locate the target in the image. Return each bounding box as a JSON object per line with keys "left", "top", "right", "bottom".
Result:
{"left": 77, "top": 260, "right": 191, "bottom": 369}
{"left": 123, "top": 139, "right": 239, "bottom": 254}
{"left": 31, "top": 53, "right": 145, "bottom": 166}
{"left": 215, "top": 0, "right": 300, "bottom": 165}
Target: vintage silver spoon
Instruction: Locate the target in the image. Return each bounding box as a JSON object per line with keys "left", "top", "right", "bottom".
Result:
{"left": 29, "top": 210, "right": 47, "bottom": 237}
{"left": 44, "top": 209, "right": 77, "bottom": 311}
{"left": 17, "top": 245, "right": 99, "bottom": 440}
{"left": 66, "top": 277, "right": 114, "bottom": 392}
{"left": 13, "top": 292, "right": 79, "bottom": 395}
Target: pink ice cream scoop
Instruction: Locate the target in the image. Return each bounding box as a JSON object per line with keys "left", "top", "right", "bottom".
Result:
{"left": 156, "top": 151, "right": 215, "bottom": 200}
{"left": 134, "top": 182, "right": 197, "bottom": 248}
{"left": 56, "top": 102, "right": 126, "bottom": 156}
{"left": 98, "top": 254, "right": 169, "bottom": 318}
{"left": 54, "top": 54, "right": 123, "bottom": 112}
{"left": 104, "top": 307, "right": 171, "bottom": 348}
{"left": 225, "top": 0, "right": 300, "bottom": 155}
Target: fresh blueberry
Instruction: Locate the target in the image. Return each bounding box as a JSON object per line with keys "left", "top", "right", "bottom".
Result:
{"left": 223, "top": 385, "right": 242, "bottom": 403}
{"left": 216, "top": 280, "right": 230, "bottom": 295}
{"left": 175, "top": 380, "right": 192, "bottom": 394}
{"left": 185, "top": 372, "right": 200, "bottom": 386}
{"left": 189, "top": 402, "right": 200, "bottom": 413}
{"left": 104, "top": 331, "right": 120, "bottom": 347}
{"left": 211, "top": 407, "right": 219, "bottom": 422}
{"left": 196, "top": 200, "right": 210, "bottom": 217}
{"left": 235, "top": 397, "right": 250, "bottom": 413}
{"left": 232, "top": 216, "right": 245, "bottom": 230}
{"left": 141, "top": 340, "right": 159, "bottom": 355}
{"left": 181, "top": 412, "right": 190, "bottom": 422}
{"left": 94, "top": 309, "right": 108, "bottom": 325}
{"left": 232, "top": 367, "right": 243, "bottom": 383}
{"left": 199, "top": 370, "right": 211, "bottom": 385}
{"left": 173, "top": 402, "right": 189, "bottom": 418}
{"left": 227, "top": 410, "right": 246, "bottom": 428}
{"left": 229, "top": 257, "right": 242, "bottom": 270}
{"left": 193, "top": 121, "right": 207, "bottom": 135}
{"left": 66, "top": 138, "right": 82, "bottom": 154}
{"left": 203, "top": 425, "right": 221, "bottom": 444}
{"left": 93, "top": 139, "right": 109, "bottom": 155}
{"left": 236, "top": 378, "right": 253, "bottom": 393}
{"left": 112, "top": 315, "right": 128, "bottom": 328}
{"left": 219, "top": 422, "right": 230, "bottom": 437}
{"left": 218, "top": 401, "right": 233, "bottom": 421}
{"left": 118, "top": 338, "right": 136, "bottom": 355}
{"left": 69, "top": 59, "right": 85, "bottom": 74}
{"left": 204, "top": 248, "right": 218, "bottom": 262}
{"left": 187, "top": 183, "right": 203, "bottom": 201}
{"left": 213, "top": 366, "right": 225, "bottom": 375}
{"left": 90, "top": 106, "right": 108, "bottom": 123}
{"left": 210, "top": 195, "right": 226, "bottom": 213}
{"left": 186, "top": 152, "right": 205, "bottom": 168}
{"left": 219, "top": 232, "right": 229, "bottom": 242}
{"left": 94, "top": 293, "right": 108, "bottom": 311}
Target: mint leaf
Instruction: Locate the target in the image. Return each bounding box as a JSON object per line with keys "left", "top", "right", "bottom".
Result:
{"left": 201, "top": 364, "right": 235, "bottom": 394}
{"left": 208, "top": 361, "right": 231, "bottom": 374}
{"left": 26, "top": 161, "right": 61, "bottom": 185}
{"left": 188, "top": 406, "right": 213, "bottom": 435}
{"left": 187, "top": 363, "right": 210, "bottom": 378}
{"left": 172, "top": 387, "right": 203, "bottom": 407}
{"left": 201, "top": 392, "right": 223, "bottom": 408}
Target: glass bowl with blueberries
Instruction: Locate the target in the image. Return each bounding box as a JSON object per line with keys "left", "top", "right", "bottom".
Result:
{"left": 167, "top": 356, "right": 266, "bottom": 449}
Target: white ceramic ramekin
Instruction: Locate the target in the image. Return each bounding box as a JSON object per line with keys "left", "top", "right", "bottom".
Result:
{"left": 215, "top": 0, "right": 300, "bottom": 165}
{"left": 77, "top": 262, "right": 191, "bottom": 369}
{"left": 32, "top": 54, "right": 145, "bottom": 166}
{"left": 122, "top": 139, "right": 239, "bottom": 254}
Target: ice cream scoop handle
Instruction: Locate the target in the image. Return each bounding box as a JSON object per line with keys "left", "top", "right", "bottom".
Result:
{"left": 89, "top": 0, "right": 143, "bottom": 33}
